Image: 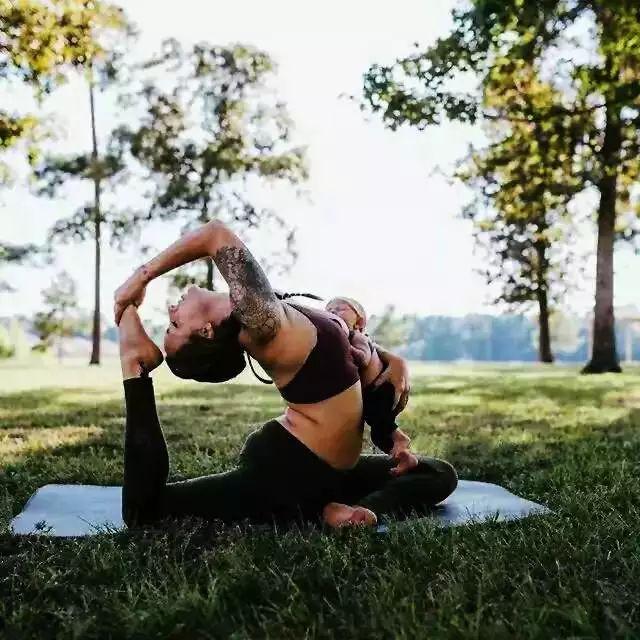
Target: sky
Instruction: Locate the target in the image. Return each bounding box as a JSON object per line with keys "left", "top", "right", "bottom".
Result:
{"left": 2, "top": 0, "right": 639, "bottom": 325}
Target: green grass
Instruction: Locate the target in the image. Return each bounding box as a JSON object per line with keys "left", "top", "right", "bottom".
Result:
{"left": 1, "top": 361, "right": 639, "bottom": 639}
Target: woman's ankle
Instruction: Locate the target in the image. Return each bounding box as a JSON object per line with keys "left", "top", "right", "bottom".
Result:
{"left": 118, "top": 306, "right": 164, "bottom": 379}
{"left": 121, "top": 354, "right": 146, "bottom": 380}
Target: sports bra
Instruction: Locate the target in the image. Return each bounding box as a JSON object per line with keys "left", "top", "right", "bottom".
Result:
{"left": 276, "top": 302, "right": 360, "bottom": 404}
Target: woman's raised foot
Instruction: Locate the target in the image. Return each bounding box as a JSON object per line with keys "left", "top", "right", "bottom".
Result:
{"left": 119, "top": 306, "right": 164, "bottom": 378}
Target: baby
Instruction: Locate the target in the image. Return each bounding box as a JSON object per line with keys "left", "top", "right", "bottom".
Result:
{"left": 325, "top": 297, "right": 418, "bottom": 475}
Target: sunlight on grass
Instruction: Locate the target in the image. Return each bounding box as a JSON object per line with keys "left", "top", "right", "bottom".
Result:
{"left": 1, "top": 426, "right": 104, "bottom": 463}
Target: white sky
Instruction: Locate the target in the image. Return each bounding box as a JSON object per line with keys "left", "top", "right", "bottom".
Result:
{"left": 1, "top": 0, "right": 638, "bottom": 325}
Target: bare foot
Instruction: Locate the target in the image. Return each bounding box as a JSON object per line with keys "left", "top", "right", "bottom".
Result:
{"left": 119, "top": 306, "right": 164, "bottom": 378}
{"left": 322, "top": 502, "right": 377, "bottom": 528}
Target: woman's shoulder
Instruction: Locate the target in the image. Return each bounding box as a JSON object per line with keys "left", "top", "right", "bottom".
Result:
{"left": 286, "top": 302, "right": 350, "bottom": 335}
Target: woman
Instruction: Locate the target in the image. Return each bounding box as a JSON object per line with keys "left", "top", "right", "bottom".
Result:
{"left": 114, "top": 220, "right": 457, "bottom": 529}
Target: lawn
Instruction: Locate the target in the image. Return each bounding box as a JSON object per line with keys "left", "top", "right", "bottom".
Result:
{"left": 1, "top": 361, "right": 639, "bottom": 639}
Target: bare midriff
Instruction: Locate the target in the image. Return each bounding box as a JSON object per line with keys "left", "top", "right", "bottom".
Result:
{"left": 275, "top": 381, "right": 364, "bottom": 470}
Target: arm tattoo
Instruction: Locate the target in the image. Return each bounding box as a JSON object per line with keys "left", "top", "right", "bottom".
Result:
{"left": 214, "top": 245, "right": 281, "bottom": 342}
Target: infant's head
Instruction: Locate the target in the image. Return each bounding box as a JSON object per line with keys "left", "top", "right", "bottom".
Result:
{"left": 326, "top": 297, "right": 367, "bottom": 331}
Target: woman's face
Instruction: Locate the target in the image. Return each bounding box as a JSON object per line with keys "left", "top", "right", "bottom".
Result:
{"left": 164, "top": 286, "right": 232, "bottom": 356}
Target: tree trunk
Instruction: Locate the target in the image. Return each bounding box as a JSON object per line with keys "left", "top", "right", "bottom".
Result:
{"left": 206, "top": 257, "right": 215, "bottom": 291}
{"left": 200, "top": 203, "right": 215, "bottom": 291}
{"left": 89, "top": 75, "right": 102, "bottom": 366}
{"left": 534, "top": 243, "right": 554, "bottom": 363}
{"left": 537, "top": 287, "right": 554, "bottom": 363}
{"left": 582, "top": 105, "right": 621, "bottom": 373}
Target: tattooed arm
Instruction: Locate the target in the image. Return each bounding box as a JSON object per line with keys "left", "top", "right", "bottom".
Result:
{"left": 114, "top": 221, "right": 285, "bottom": 344}
{"left": 213, "top": 243, "right": 284, "bottom": 344}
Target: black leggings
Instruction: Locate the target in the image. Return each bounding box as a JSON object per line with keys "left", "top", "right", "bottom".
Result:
{"left": 122, "top": 377, "right": 458, "bottom": 528}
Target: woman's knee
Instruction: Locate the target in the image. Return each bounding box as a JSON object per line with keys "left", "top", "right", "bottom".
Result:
{"left": 437, "top": 459, "right": 458, "bottom": 499}
{"left": 413, "top": 456, "right": 458, "bottom": 502}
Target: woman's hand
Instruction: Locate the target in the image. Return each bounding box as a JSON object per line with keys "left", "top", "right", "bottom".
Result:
{"left": 372, "top": 353, "right": 411, "bottom": 413}
{"left": 114, "top": 267, "right": 148, "bottom": 325}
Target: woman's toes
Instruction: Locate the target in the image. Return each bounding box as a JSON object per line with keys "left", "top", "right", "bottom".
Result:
{"left": 351, "top": 506, "right": 377, "bottom": 526}
{"left": 323, "top": 502, "right": 377, "bottom": 528}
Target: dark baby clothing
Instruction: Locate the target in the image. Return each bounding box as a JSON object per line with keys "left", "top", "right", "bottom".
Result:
{"left": 362, "top": 380, "right": 400, "bottom": 454}
{"left": 278, "top": 303, "right": 360, "bottom": 404}
{"left": 122, "top": 377, "right": 457, "bottom": 528}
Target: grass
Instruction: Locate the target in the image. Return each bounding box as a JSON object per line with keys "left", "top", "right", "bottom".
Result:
{"left": 1, "top": 360, "right": 639, "bottom": 639}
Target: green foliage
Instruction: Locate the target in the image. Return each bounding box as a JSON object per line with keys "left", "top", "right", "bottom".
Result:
{"left": 0, "top": 0, "right": 125, "bottom": 88}
{"left": 1, "top": 365, "right": 639, "bottom": 637}
{"left": 34, "top": 139, "right": 144, "bottom": 249}
{"left": 31, "top": 3, "right": 138, "bottom": 249}
{"left": 369, "top": 305, "right": 415, "bottom": 348}
{"left": 117, "top": 39, "right": 308, "bottom": 288}
{"left": 25, "top": 3, "right": 135, "bottom": 365}
{"left": 362, "top": 0, "right": 640, "bottom": 371}
{"left": 363, "top": 1, "right": 640, "bottom": 138}
{"left": 31, "top": 271, "right": 80, "bottom": 353}
{"left": 0, "top": 324, "right": 15, "bottom": 358}
{"left": 454, "top": 64, "right": 591, "bottom": 361}
{"left": 0, "top": 0, "right": 126, "bottom": 179}
{"left": 0, "top": 242, "right": 41, "bottom": 264}
{"left": 0, "top": 241, "right": 51, "bottom": 292}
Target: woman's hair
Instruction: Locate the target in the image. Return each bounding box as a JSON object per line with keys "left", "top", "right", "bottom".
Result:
{"left": 165, "top": 314, "right": 246, "bottom": 383}
{"left": 165, "top": 291, "right": 323, "bottom": 384}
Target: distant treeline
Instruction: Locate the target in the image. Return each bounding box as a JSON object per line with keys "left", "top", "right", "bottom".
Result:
{"left": 391, "top": 315, "right": 639, "bottom": 363}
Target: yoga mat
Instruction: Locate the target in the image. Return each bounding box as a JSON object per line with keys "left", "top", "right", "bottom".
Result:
{"left": 10, "top": 481, "right": 551, "bottom": 537}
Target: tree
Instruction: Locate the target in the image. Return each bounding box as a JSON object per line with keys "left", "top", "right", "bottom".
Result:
{"left": 32, "top": 2, "right": 136, "bottom": 365}
{"left": 0, "top": 0, "right": 123, "bottom": 180}
{"left": 1, "top": 0, "right": 130, "bottom": 364}
{"left": 406, "top": 316, "right": 463, "bottom": 361}
{"left": 456, "top": 65, "right": 587, "bottom": 363}
{"left": 0, "top": 241, "right": 50, "bottom": 291}
{"left": 118, "top": 39, "right": 307, "bottom": 290}
{"left": 368, "top": 305, "right": 415, "bottom": 349}
{"left": 362, "top": 0, "right": 640, "bottom": 373}
{"left": 0, "top": 112, "right": 39, "bottom": 184}
{"left": 1, "top": 0, "right": 124, "bottom": 294}
{"left": 32, "top": 271, "right": 80, "bottom": 358}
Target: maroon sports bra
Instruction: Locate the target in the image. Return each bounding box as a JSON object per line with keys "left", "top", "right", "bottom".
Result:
{"left": 277, "top": 303, "right": 360, "bottom": 404}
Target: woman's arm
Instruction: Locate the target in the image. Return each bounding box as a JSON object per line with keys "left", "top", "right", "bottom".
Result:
{"left": 114, "top": 221, "right": 285, "bottom": 345}
{"left": 349, "top": 331, "right": 372, "bottom": 368}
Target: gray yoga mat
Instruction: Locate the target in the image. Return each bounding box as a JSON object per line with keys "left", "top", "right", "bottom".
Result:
{"left": 10, "top": 481, "right": 551, "bottom": 537}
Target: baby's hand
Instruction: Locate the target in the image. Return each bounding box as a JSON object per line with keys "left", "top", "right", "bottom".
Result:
{"left": 390, "top": 429, "right": 412, "bottom": 458}
{"left": 389, "top": 429, "right": 417, "bottom": 476}
{"left": 389, "top": 449, "right": 419, "bottom": 476}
